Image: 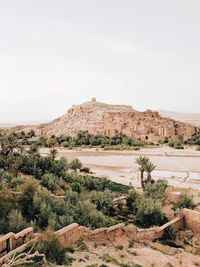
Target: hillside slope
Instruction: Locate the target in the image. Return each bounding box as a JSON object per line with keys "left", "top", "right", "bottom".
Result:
{"left": 15, "top": 99, "right": 197, "bottom": 141}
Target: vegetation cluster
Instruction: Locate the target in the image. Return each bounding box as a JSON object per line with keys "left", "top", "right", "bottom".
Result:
{"left": 0, "top": 130, "right": 196, "bottom": 266}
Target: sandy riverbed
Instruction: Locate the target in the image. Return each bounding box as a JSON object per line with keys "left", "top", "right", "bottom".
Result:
{"left": 40, "top": 146, "right": 200, "bottom": 190}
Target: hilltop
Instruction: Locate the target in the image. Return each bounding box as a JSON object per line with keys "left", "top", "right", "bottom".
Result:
{"left": 15, "top": 98, "right": 197, "bottom": 141}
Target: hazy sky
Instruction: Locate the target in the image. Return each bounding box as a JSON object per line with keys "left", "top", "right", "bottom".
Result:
{"left": 0, "top": 0, "right": 200, "bottom": 122}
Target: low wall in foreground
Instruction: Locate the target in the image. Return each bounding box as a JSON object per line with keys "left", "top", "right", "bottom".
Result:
{"left": 183, "top": 208, "right": 200, "bottom": 234}
{"left": 0, "top": 227, "right": 33, "bottom": 259}
{"left": 1, "top": 209, "right": 199, "bottom": 265}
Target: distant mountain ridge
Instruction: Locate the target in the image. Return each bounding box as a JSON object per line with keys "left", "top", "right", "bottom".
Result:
{"left": 158, "top": 110, "right": 200, "bottom": 127}
{"left": 0, "top": 121, "right": 47, "bottom": 129}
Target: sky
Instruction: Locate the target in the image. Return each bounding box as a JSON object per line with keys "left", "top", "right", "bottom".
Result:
{"left": 0, "top": 0, "right": 200, "bottom": 123}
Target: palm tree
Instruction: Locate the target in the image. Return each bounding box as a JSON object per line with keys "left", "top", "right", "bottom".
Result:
{"left": 144, "top": 161, "right": 156, "bottom": 184}
{"left": 135, "top": 156, "right": 150, "bottom": 189}
{"left": 28, "top": 144, "right": 39, "bottom": 176}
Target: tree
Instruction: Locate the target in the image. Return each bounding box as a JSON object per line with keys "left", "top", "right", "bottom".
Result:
{"left": 126, "top": 188, "right": 140, "bottom": 214}
{"left": 144, "top": 161, "right": 156, "bottom": 184}
{"left": 70, "top": 158, "right": 82, "bottom": 172}
{"left": 19, "top": 180, "right": 39, "bottom": 221}
{"left": 135, "top": 156, "right": 150, "bottom": 189}
{"left": 54, "top": 157, "right": 68, "bottom": 177}
{"left": 28, "top": 144, "right": 40, "bottom": 176}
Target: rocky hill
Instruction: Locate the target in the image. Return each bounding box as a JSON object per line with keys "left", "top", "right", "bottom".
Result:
{"left": 15, "top": 98, "right": 197, "bottom": 141}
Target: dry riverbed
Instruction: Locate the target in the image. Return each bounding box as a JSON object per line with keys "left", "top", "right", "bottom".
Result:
{"left": 40, "top": 146, "right": 200, "bottom": 190}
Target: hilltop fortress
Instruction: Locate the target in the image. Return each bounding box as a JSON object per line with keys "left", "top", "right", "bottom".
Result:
{"left": 15, "top": 98, "right": 197, "bottom": 141}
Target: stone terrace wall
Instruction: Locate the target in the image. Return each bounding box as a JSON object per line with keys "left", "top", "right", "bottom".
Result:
{"left": 56, "top": 218, "right": 184, "bottom": 246}
{"left": 86, "top": 224, "right": 126, "bottom": 243}
{"left": 0, "top": 214, "right": 191, "bottom": 264}
{"left": 154, "top": 217, "right": 184, "bottom": 239}
{"left": 56, "top": 223, "right": 89, "bottom": 247}
{"left": 183, "top": 208, "right": 200, "bottom": 234}
{"left": 0, "top": 227, "right": 33, "bottom": 259}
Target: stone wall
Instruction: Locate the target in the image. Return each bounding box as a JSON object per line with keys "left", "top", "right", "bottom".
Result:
{"left": 56, "top": 223, "right": 88, "bottom": 247}
{"left": 86, "top": 224, "right": 126, "bottom": 243}
{"left": 154, "top": 217, "right": 184, "bottom": 239}
{"left": 0, "top": 212, "right": 195, "bottom": 264}
{"left": 183, "top": 208, "right": 200, "bottom": 234}
{"left": 0, "top": 233, "right": 14, "bottom": 258}
{"left": 0, "top": 227, "right": 33, "bottom": 259}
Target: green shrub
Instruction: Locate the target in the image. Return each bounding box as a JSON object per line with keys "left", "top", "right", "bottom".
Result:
{"left": 136, "top": 197, "right": 166, "bottom": 228}
{"left": 7, "top": 209, "right": 28, "bottom": 233}
{"left": 126, "top": 188, "right": 140, "bottom": 214}
{"left": 173, "top": 193, "right": 196, "bottom": 211}
{"left": 40, "top": 173, "right": 58, "bottom": 191}
{"left": 35, "top": 231, "right": 69, "bottom": 264}
{"left": 70, "top": 182, "right": 81, "bottom": 193}
{"left": 144, "top": 180, "right": 168, "bottom": 201}
{"left": 10, "top": 177, "right": 25, "bottom": 190}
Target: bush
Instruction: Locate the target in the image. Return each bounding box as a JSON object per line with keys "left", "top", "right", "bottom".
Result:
{"left": 40, "top": 173, "right": 58, "bottom": 191}
{"left": 7, "top": 209, "right": 28, "bottom": 232}
{"left": 173, "top": 193, "right": 196, "bottom": 211}
{"left": 75, "top": 200, "right": 113, "bottom": 229}
{"left": 80, "top": 167, "right": 90, "bottom": 173}
{"left": 174, "top": 145, "right": 184, "bottom": 149}
{"left": 19, "top": 180, "right": 39, "bottom": 221}
{"left": 144, "top": 179, "right": 168, "bottom": 201}
{"left": 70, "top": 182, "right": 81, "bottom": 193}
{"left": 90, "top": 190, "right": 114, "bottom": 213}
{"left": 136, "top": 197, "right": 166, "bottom": 228}
{"left": 10, "top": 177, "right": 25, "bottom": 190}
{"left": 35, "top": 231, "right": 68, "bottom": 264}
{"left": 126, "top": 188, "right": 140, "bottom": 214}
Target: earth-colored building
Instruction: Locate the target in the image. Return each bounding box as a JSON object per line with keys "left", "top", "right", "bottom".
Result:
{"left": 15, "top": 98, "right": 197, "bottom": 141}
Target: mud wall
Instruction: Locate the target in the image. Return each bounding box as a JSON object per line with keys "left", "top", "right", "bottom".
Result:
{"left": 183, "top": 208, "right": 200, "bottom": 233}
